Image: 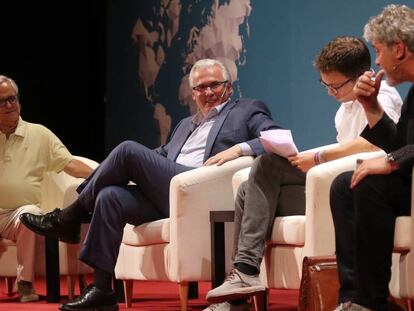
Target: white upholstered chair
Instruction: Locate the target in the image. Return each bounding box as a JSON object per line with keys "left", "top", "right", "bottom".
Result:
{"left": 0, "top": 155, "right": 98, "bottom": 299}
{"left": 114, "top": 156, "right": 254, "bottom": 311}
{"left": 232, "top": 148, "right": 413, "bottom": 306}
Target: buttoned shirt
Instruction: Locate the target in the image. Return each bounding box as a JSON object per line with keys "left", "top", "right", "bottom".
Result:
{"left": 0, "top": 118, "right": 72, "bottom": 209}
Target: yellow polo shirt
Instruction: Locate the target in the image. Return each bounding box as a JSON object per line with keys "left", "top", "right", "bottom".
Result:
{"left": 0, "top": 118, "right": 73, "bottom": 210}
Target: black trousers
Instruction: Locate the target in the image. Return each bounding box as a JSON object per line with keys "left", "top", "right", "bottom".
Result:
{"left": 330, "top": 171, "right": 411, "bottom": 311}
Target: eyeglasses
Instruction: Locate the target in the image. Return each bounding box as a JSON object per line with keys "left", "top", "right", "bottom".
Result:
{"left": 319, "top": 77, "right": 354, "bottom": 95}
{"left": 192, "top": 80, "right": 227, "bottom": 93}
{"left": 0, "top": 94, "right": 19, "bottom": 107}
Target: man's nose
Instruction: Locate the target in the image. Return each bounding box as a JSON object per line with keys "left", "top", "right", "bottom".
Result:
{"left": 327, "top": 86, "right": 339, "bottom": 97}
{"left": 204, "top": 87, "right": 214, "bottom": 95}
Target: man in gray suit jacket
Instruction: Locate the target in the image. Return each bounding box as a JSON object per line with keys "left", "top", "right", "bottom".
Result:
{"left": 20, "top": 58, "right": 279, "bottom": 311}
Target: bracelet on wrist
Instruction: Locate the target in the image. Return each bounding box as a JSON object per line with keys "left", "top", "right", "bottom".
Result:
{"left": 314, "top": 152, "right": 320, "bottom": 165}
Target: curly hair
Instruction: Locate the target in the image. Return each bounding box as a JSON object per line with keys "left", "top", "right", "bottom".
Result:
{"left": 364, "top": 4, "right": 414, "bottom": 52}
{"left": 314, "top": 36, "right": 371, "bottom": 78}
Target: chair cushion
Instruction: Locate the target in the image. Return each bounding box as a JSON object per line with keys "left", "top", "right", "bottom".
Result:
{"left": 394, "top": 216, "right": 411, "bottom": 249}
{"left": 267, "top": 215, "right": 410, "bottom": 250}
{"left": 122, "top": 219, "right": 170, "bottom": 246}
{"left": 268, "top": 216, "right": 305, "bottom": 246}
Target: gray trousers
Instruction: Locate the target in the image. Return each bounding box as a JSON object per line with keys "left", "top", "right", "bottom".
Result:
{"left": 232, "top": 153, "right": 306, "bottom": 270}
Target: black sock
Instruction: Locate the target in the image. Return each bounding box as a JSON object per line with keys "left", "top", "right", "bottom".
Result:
{"left": 230, "top": 299, "right": 248, "bottom": 305}
{"left": 93, "top": 268, "right": 113, "bottom": 292}
{"left": 59, "top": 199, "right": 86, "bottom": 224}
{"left": 235, "top": 262, "right": 259, "bottom": 276}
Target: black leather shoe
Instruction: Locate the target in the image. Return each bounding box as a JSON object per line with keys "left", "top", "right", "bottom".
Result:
{"left": 19, "top": 208, "right": 81, "bottom": 244}
{"left": 60, "top": 284, "right": 119, "bottom": 311}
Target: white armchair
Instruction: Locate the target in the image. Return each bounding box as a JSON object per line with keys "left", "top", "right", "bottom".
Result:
{"left": 0, "top": 155, "right": 99, "bottom": 298}
{"left": 114, "top": 156, "right": 254, "bottom": 311}
{"left": 232, "top": 147, "right": 386, "bottom": 289}
{"left": 233, "top": 148, "right": 413, "bottom": 306}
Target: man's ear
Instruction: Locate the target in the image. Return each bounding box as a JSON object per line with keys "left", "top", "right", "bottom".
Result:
{"left": 394, "top": 41, "right": 406, "bottom": 60}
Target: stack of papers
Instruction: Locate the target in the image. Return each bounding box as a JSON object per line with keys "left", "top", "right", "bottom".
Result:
{"left": 259, "top": 129, "right": 299, "bottom": 158}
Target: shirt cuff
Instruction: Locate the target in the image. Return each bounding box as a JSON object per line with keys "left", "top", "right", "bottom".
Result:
{"left": 238, "top": 143, "right": 255, "bottom": 156}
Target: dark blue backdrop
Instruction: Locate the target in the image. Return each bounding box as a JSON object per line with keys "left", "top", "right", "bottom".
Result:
{"left": 106, "top": 0, "right": 413, "bottom": 153}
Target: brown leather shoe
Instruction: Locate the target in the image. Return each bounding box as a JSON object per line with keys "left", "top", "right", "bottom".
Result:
{"left": 20, "top": 208, "right": 80, "bottom": 244}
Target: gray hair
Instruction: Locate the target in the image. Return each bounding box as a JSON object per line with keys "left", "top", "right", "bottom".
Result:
{"left": 364, "top": 4, "right": 414, "bottom": 52}
{"left": 0, "top": 75, "right": 19, "bottom": 94}
{"left": 189, "top": 59, "right": 231, "bottom": 87}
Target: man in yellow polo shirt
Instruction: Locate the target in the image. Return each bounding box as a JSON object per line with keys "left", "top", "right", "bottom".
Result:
{"left": 0, "top": 75, "right": 93, "bottom": 302}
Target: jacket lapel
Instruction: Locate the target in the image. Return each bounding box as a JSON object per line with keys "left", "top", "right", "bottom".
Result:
{"left": 167, "top": 118, "right": 194, "bottom": 161}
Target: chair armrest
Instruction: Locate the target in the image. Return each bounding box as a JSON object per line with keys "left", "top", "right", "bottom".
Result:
{"left": 302, "top": 150, "right": 385, "bottom": 257}
{"left": 40, "top": 156, "right": 99, "bottom": 212}
{"left": 232, "top": 167, "right": 251, "bottom": 199}
{"left": 167, "top": 156, "right": 254, "bottom": 281}
{"left": 302, "top": 143, "right": 339, "bottom": 154}
{"left": 231, "top": 143, "right": 339, "bottom": 199}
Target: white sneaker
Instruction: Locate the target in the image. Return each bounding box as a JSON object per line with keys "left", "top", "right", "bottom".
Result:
{"left": 17, "top": 281, "right": 39, "bottom": 302}
{"left": 203, "top": 302, "right": 250, "bottom": 311}
{"left": 206, "top": 269, "right": 265, "bottom": 303}
{"left": 334, "top": 302, "right": 372, "bottom": 311}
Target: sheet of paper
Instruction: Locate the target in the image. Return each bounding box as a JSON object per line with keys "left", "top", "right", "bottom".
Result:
{"left": 259, "top": 129, "right": 299, "bottom": 158}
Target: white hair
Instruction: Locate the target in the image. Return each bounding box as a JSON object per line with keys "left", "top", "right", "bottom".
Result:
{"left": 364, "top": 4, "right": 414, "bottom": 52}
{"left": 0, "top": 75, "right": 19, "bottom": 94}
{"left": 189, "top": 59, "right": 231, "bottom": 87}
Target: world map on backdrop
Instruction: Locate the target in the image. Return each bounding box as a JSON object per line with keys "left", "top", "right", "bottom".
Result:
{"left": 132, "top": 0, "right": 251, "bottom": 145}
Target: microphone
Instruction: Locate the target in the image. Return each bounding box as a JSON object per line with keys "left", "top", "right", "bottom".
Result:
{"left": 220, "top": 83, "right": 228, "bottom": 102}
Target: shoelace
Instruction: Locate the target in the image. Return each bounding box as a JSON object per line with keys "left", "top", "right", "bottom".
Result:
{"left": 224, "top": 269, "right": 240, "bottom": 282}
{"left": 208, "top": 303, "right": 227, "bottom": 310}
{"left": 337, "top": 302, "right": 353, "bottom": 311}
{"left": 224, "top": 269, "right": 250, "bottom": 286}
{"left": 79, "top": 284, "right": 95, "bottom": 296}
{"left": 42, "top": 208, "right": 61, "bottom": 224}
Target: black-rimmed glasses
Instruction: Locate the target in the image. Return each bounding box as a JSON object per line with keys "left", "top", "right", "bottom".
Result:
{"left": 319, "top": 77, "right": 354, "bottom": 95}
{"left": 0, "top": 94, "right": 19, "bottom": 107}
{"left": 192, "top": 80, "right": 227, "bottom": 93}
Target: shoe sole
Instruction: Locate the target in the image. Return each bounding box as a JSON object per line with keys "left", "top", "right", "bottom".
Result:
{"left": 206, "top": 286, "right": 266, "bottom": 303}
{"left": 20, "top": 217, "right": 80, "bottom": 244}
{"left": 19, "top": 295, "right": 40, "bottom": 302}
{"left": 59, "top": 304, "right": 119, "bottom": 311}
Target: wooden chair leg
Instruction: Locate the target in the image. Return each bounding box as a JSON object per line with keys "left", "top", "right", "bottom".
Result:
{"left": 252, "top": 290, "right": 268, "bottom": 311}
{"left": 123, "top": 280, "right": 133, "bottom": 308}
{"left": 407, "top": 299, "right": 413, "bottom": 311}
{"left": 5, "top": 277, "right": 14, "bottom": 296}
{"left": 179, "top": 282, "right": 189, "bottom": 311}
{"left": 389, "top": 296, "right": 412, "bottom": 311}
{"left": 67, "top": 276, "right": 75, "bottom": 300}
